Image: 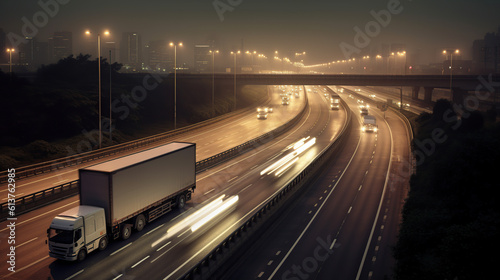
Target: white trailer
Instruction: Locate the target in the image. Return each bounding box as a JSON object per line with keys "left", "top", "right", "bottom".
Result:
{"left": 362, "top": 115, "right": 378, "bottom": 133}
{"left": 48, "top": 142, "right": 196, "bottom": 261}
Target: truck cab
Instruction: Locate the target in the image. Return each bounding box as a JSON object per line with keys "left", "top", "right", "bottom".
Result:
{"left": 48, "top": 206, "right": 107, "bottom": 261}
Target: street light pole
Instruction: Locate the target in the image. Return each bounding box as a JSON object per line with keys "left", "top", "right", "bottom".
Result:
{"left": 443, "top": 49, "right": 459, "bottom": 92}
{"left": 98, "top": 33, "right": 102, "bottom": 149}
{"left": 109, "top": 49, "right": 112, "bottom": 142}
{"left": 231, "top": 51, "right": 239, "bottom": 111}
{"left": 86, "top": 30, "right": 110, "bottom": 149}
{"left": 6, "top": 48, "right": 14, "bottom": 79}
{"left": 170, "top": 42, "right": 183, "bottom": 130}
{"left": 210, "top": 50, "right": 219, "bottom": 117}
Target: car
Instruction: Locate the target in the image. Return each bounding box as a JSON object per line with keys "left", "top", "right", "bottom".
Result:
{"left": 257, "top": 107, "right": 268, "bottom": 113}
{"left": 369, "top": 94, "right": 376, "bottom": 98}
{"left": 257, "top": 112, "right": 268, "bottom": 119}
{"left": 282, "top": 100, "right": 290, "bottom": 105}
{"left": 354, "top": 88, "right": 361, "bottom": 92}
{"left": 267, "top": 107, "right": 273, "bottom": 113}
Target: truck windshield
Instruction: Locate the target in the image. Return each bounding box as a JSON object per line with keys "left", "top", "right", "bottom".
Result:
{"left": 48, "top": 228, "right": 74, "bottom": 244}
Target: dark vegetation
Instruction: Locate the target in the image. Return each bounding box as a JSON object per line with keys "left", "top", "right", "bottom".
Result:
{"left": 394, "top": 99, "right": 500, "bottom": 279}
{"left": 0, "top": 55, "right": 267, "bottom": 169}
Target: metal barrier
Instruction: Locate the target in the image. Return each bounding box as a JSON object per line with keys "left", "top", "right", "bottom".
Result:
{"left": 0, "top": 93, "right": 308, "bottom": 221}
{"left": 178, "top": 95, "right": 353, "bottom": 280}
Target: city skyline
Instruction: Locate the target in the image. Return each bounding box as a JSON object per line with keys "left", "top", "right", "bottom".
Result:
{"left": 1, "top": 0, "right": 500, "bottom": 66}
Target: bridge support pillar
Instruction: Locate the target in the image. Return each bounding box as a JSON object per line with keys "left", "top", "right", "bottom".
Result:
{"left": 411, "top": 86, "right": 420, "bottom": 100}
{"left": 424, "top": 87, "right": 433, "bottom": 102}
{"left": 451, "top": 88, "right": 466, "bottom": 105}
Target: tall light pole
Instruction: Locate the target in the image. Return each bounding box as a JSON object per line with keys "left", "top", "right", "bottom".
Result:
{"left": 209, "top": 50, "right": 219, "bottom": 117}
{"left": 86, "top": 30, "right": 110, "bottom": 149}
{"left": 6, "top": 48, "right": 14, "bottom": 79}
{"left": 231, "top": 51, "right": 240, "bottom": 111}
{"left": 170, "top": 42, "right": 183, "bottom": 130}
{"left": 443, "top": 49, "right": 459, "bottom": 92}
{"left": 109, "top": 49, "right": 112, "bottom": 142}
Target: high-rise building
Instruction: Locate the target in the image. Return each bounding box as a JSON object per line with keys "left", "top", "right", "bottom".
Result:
{"left": 194, "top": 44, "right": 211, "bottom": 73}
{"left": 48, "top": 31, "right": 72, "bottom": 62}
{"left": 144, "top": 40, "right": 172, "bottom": 72}
{"left": 18, "top": 37, "right": 34, "bottom": 70}
{"left": 472, "top": 27, "right": 500, "bottom": 74}
{"left": 120, "top": 32, "right": 142, "bottom": 70}
{"left": 33, "top": 41, "right": 49, "bottom": 67}
{"left": 0, "top": 28, "right": 6, "bottom": 64}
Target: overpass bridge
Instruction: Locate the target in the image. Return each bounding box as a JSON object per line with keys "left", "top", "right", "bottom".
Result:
{"left": 175, "top": 73, "right": 500, "bottom": 104}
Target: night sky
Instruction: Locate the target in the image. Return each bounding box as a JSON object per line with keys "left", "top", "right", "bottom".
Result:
{"left": 1, "top": 0, "right": 499, "bottom": 65}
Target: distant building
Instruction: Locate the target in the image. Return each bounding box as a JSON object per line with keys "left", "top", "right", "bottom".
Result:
{"left": 18, "top": 37, "right": 34, "bottom": 70}
{"left": 194, "top": 44, "right": 211, "bottom": 73}
{"left": 120, "top": 32, "right": 142, "bottom": 71}
{"left": 144, "top": 40, "right": 172, "bottom": 72}
{"left": 33, "top": 41, "right": 49, "bottom": 67}
{"left": 472, "top": 27, "right": 500, "bottom": 74}
{"left": 48, "top": 31, "right": 72, "bottom": 62}
{"left": 0, "top": 28, "right": 6, "bottom": 64}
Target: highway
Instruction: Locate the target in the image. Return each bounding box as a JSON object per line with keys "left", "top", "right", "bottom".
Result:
{"left": 226, "top": 86, "right": 412, "bottom": 280}
{"left": 0, "top": 86, "right": 304, "bottom": 203}
{"left": 0, "top": 85, "right": 348, "bottom": 279}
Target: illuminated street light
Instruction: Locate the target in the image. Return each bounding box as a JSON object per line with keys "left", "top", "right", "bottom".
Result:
{"left": 443, "top": 49, "right": 460, "bottom": 91}
{"left": 230, "top": 51, "right": 240, "bottom": 111}
{"left": 6, "top": 48, "right": 14, "bottom": 75}
{"left": 170, "top": 42, "right": 183, "bottom": 130}
{"left": 209, "top": 50, "right": 219, "bottom": 117}
{"left": 85, "top": 30, "right": 111, "bottom": 149}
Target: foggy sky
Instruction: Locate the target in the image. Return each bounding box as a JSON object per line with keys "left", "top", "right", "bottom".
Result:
{"left": 1, "top": 0, "right": 499, "bottom": 65}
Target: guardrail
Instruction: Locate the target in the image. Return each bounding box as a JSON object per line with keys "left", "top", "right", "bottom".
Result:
{"left": 178, "top": 94, "right": 353, "bottom": 280}
{"left": 0, "top": 93, "right": 309, "bottom": 221}
{"left": 0, "top": 93, "right": 272, "bottom": 184}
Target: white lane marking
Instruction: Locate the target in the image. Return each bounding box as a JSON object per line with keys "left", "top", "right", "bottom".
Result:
{"left": 17, "top": 237, "right": 38, "bottom": 248}
{"left": 110, "top": 243, "right": 132, "bottom": 256}
{"left": 156, "top": 241, "right": 171, "bottom": 252}
{"left": 65, "top": 269, "right": 84, "bottom": 280}
{"left": 228, "top": 176, "right": 238, "bottom": 183}
{"left": 355, "top": 105, "right": 394, "bottom": 280}
{"left": 145, "top": 224, "right": 164, "bottom": 235}
{"left": 131, "top": 255, "right": 150, "bottom": 269}
{"left": 204, "top": 188, "right": 215, "bottom": 195}
{"left": 112, "top": 274, "right": 123, "bottom": 280}
{"left": 268, "top": 129, "right": 362, "bottom": 280}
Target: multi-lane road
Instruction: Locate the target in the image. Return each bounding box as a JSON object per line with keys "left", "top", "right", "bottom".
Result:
{"left": 1, "top": 85, "right": 415, "bottom": 280}
{"left": 227, "top": 86, "right": 413, "bottom": 280}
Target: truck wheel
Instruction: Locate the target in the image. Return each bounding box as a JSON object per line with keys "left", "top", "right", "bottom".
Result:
{"left": 121, "top": 224, "right": 132, "bottom": 240}
{"left": 177, "top": 194, "right": 186, "bottom": 209}
{"left": 77, "top": 249, "right": 87, "bottom": 262}
{"left": 98, "top": 236, "right": 108, "bottom": 251}
{"left": 135, "top": 214, "right": 146, "bottom": 232}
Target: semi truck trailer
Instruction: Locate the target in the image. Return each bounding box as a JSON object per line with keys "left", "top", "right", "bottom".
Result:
{"left": 362, "top": 115, "right": 378, "bottom": 133}
{"left": 47, "top": 142, "right": 196, "bottom": 261}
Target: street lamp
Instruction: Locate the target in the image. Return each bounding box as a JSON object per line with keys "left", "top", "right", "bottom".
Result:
{"left": 85, "top": 30, "right": 110, "bottom": 149}
{"left": 230, "top": 51, "right": 240, "bottom": 111}
{"left": 170, "top": 42, "right": 183, "bottom": 130}
{"left": 6, "top": 48, "right": 14, "bottom": 75}
{"left": 209, "top": 50, "right": 219, "bottom": 117}
{"left": 443, "top": 49, "right": 459, "bottom": 91}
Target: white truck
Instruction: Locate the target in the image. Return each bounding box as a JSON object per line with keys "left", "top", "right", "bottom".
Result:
{"left": 362, "top": 115, "right": 378, "bottom": 133}
{"left": 47, "top": 142, "right": 196, "bottom": 261}
{"left": 330, "top": 93, "right": 340, "bottom": 110}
